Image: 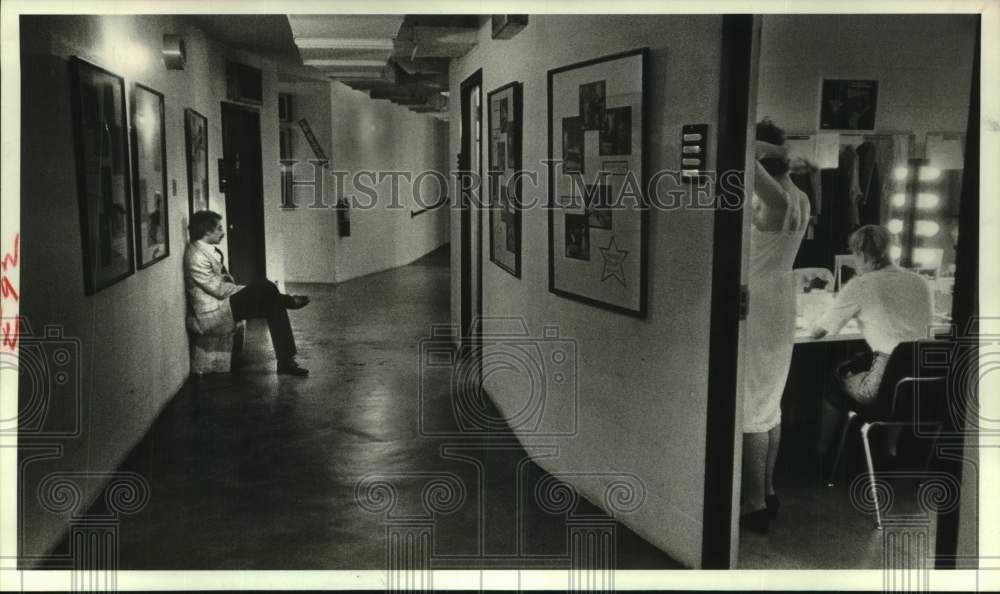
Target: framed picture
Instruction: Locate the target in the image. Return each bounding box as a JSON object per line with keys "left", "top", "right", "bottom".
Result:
{"left": 819, "top": 79, "right": 878, "bottom": 131}
{"left": 548, "top": 48, "right": 648, "bottom": 317}
{"left": 69, "top": 57, "right": 135, "bottom": 294}
{"left": 131, "top": 83, "right": 169, "bottom": 268}
{"left": 488, "top": 81, "right": 523, "bottom": 278}
{"left": 184, "top": 108, "right": 209, "bottom": 216}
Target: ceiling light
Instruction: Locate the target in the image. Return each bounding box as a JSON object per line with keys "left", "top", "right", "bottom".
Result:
{"left": 304, "top": 59, "right": 387, "bottom": 67}
{"left": 294, "top": 38, "right": 394, "bottom": 51}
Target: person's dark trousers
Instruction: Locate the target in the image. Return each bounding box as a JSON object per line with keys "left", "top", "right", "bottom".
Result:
{"left": 229, "top": 279, "right": 296, "bottom": 362}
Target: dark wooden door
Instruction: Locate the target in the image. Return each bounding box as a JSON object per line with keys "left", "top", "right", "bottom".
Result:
{"left": 221, "top": 102, "right": 266, "bottom": 282}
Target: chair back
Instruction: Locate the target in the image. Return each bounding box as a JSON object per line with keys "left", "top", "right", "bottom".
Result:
{"left": 873, "top": 340, "right": 952, "bottom": 422}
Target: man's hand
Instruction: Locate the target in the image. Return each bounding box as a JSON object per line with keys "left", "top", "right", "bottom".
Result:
{"left": 810, "top": 326, "right": 829, "bottom": 340}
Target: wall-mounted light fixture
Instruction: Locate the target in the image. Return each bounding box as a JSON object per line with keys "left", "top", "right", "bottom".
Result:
{"left": 162, "top": 34, "right": 186, "bottom": 70}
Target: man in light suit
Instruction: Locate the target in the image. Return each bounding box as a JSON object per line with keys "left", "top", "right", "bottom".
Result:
{"left": 184, "top": 210, "right": 310, "bottom": 376}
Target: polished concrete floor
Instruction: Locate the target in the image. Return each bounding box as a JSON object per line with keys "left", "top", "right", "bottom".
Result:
{"left": 61, "top": 246, "right": 681, "bottom": 570}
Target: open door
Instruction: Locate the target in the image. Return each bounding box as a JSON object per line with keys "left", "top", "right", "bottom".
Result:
{"left": 725, "top": 13, "right": 979, "bottom": 570}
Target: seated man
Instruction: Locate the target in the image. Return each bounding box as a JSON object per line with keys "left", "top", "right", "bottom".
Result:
{"left": 811, "top": 225, "right": 934, "bottom": 453}
{"left": 184, "top": 210, "right": 310, "bottom": 376}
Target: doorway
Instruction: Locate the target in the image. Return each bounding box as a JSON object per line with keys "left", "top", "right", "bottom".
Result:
{"left": 221, "top": 101, "right": 266, "bottom": 282}
{"left": 459, "top": 69, "right": 483, "bottom": 351}
{"left": 717, "top": 13, "right": 980, "bottom": 570}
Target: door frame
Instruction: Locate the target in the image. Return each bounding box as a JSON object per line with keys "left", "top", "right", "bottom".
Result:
{"left": 701, "top": 14, "right": 759, "bottom": 569}
{"left": 220, "top": 100, "right": 267, "bottom": 281}
{"left": 934, "top": 16, "right": 980, "bottom": 568}
{"left": 459, "top": 69, "right": 483, "bottom": 355}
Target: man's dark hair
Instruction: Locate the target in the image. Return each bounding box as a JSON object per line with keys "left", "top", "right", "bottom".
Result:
{"left": 756, "top": 117, "right": 789, "bottom": 176}
{"left": 189, "top": 210, "right": 222, "bottom": 240}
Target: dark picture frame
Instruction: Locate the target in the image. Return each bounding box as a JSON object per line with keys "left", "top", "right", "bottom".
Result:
{"left": 548, "top": 48, "right": 648, "bottom": 317}
{"left": 819, "top": 79, "right": 878, "bottom": 131}
{"left": 69, "top": 57, "right": 135, "bottom": 295}
{"left": 131, "top": 83, "right": 169, "bottom": 268}
{"left": 184, "top": 108, "right": 210, "bottom": 217}
{"left": 487, "top": 81, "right": 523, "bottom": 278}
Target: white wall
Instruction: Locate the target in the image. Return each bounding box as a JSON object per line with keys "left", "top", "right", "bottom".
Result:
{"left": 18, "top": 14, "right": 280, "bottom": 560}
{"left": 449, "top": 15, "right": 724, "bottom": 567}
{"left": 757, "top": 14, "right": 977, "bottom": 140}
{"left": 272, "top": 80, "right": 450, "bottom": 284}
{"left": 276, "top": 81, "right": 337, "bottom": 283}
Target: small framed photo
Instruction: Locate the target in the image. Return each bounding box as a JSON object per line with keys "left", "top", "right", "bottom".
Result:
{"left": 185, "top": 108, "right": 210, "bottom": 217}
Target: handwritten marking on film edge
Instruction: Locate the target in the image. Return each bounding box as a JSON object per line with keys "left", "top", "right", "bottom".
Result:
{"left": 1, "top": 232, "right": 20, "bottom": 351}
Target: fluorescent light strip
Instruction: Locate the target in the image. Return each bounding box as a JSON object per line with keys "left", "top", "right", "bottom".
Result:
{"left": 295, "top": 37, "right": 395, "bottom": 50}
{"left": 325, "top": 71, "right": 385, "bottom": 79}
{"left": 305, "top": 59, "right": 387, "bottom": 67}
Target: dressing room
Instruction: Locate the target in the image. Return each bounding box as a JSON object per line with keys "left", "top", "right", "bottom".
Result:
{"left": 736, "top": 13, "right": 977, "bottom": 568}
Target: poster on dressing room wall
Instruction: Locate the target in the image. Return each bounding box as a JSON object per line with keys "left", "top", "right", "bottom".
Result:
{"left": 548, "top": 48, "right": 648, "bottom": 317}
{"left": 819, "top": 79, "right": 879, "bottom": 131}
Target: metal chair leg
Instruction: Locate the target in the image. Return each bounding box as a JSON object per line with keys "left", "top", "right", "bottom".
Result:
{"left": 922, "top": 424, "right": 942, "bottom": 472}
{"left": 826, "top": 410, "right": 857, "bottom": 486}
{"left": 860, "top": 422, "right": 883, "bottom": 529}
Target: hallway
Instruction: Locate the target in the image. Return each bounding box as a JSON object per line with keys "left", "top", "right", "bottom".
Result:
{"left": 63, "top": 247, "right": 680, "bottom": 569}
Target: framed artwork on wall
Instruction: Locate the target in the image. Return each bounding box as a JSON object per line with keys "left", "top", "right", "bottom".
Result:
{"left": 547, "top": 48, "right": 648, "bottom": 317}
{"left": 184, "top": 108, "right": 210, "bottom": 217}
{"left": 131, "top": 83, "right": 169, "bottom": 268}
{"left": 69, "top": 57, "right": 135, "bottom": 294}
{"left": 819, "top": 79, "right": 878, "bottom": 131}
{"left": 487, "top": 81, "right": 523, "bottom": 278}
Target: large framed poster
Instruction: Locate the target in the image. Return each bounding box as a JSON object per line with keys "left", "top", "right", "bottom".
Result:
{"left": 131, "top": 83, "right": 169, "bottom": 268}
{"left": 70, "top": 57, "right": 135, "bottom": 294}
{"left": 547, "top": 48, "right": 648, "bottom": 317}
{"left": 184, "top": 108, "right": 210, "bottom": 216}
{"left": 487, "top": 81, "right": 522, "bottom": 278}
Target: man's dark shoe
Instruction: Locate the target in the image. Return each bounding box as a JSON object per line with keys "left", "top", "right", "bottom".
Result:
{"left": 277, "top": 359, "right": 309, "bottom": 376}
{"left": 285, "top": 294, "right": 310, "bottom": 310}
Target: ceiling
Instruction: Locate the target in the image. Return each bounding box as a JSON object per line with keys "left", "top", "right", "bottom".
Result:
{"left": 190, "top": 14, "right": 491, "bottom": 120}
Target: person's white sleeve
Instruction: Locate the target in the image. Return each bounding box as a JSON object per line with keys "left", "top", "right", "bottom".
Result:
{"left": 815, "top": 278, "right": 862, "bottom": 335}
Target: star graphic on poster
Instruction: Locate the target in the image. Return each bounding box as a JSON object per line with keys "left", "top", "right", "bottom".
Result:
{"left": 599, "top": 236, "right": 628, "bottom": 287}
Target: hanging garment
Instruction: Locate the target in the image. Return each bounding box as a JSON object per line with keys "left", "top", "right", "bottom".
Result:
{"left": 791, "top": 166, "right": 826, "bottom": 268}
{"left": 822, "top": 145, "right": 863, "bottom": 259}
{"left": 856, "top": 141, "right": 883, "bottom": 226}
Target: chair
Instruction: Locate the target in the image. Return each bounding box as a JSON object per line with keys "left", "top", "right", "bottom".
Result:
{"left": 824, "top": 340, "right": 951, "bottom": 528}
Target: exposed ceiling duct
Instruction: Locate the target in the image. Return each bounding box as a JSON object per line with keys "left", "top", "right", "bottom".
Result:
{"left": 288, "top": 15, "right": 484, "bottom": 119}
